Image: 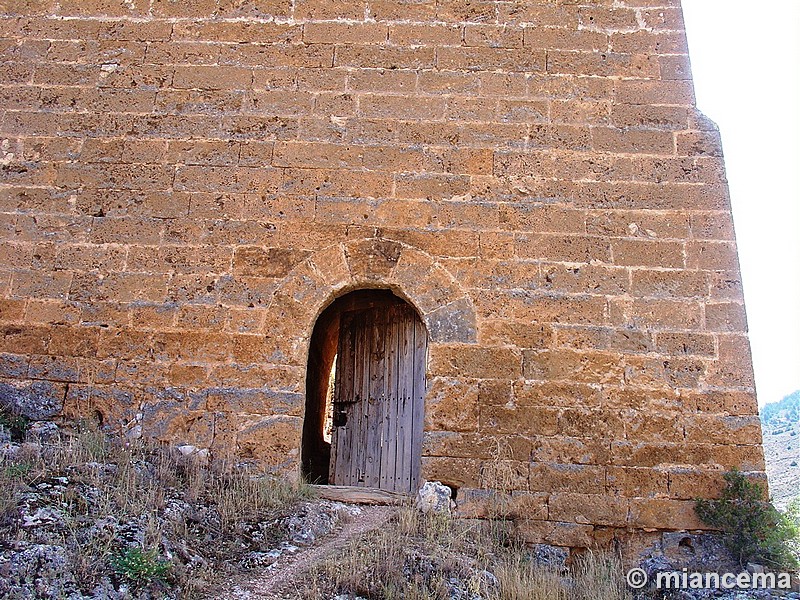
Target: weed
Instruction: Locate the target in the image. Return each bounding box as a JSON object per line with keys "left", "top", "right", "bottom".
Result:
{"left": 0, "top": 459, "right": 24, "bottom": 523}
{"left": 480, "top": 438, "right": 523, "bottom": 520}
{"left": 111, "top": 546, "right": 171, "bottom": 585}
{"left": 571, "top": 551, "right": 631, "bottom": 600}
{"left": 492, "top": 555, "right": 567, "bottom": 600}
{"left": 0, "top": 406, "right": 29, "bottom": 442}
{"left": 62, "top": 516, "right": 117, "bottom": 586}
{"left": 209, "top": 470, "right": 311, "bottom": 533}
{"left": 69, "top": 421, "right": 110, "bottom": 462}
{"left": 3, "top": 460, "right": 33, "bottom": 480}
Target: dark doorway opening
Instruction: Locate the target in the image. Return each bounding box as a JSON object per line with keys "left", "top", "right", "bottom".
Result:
{"left": 302, "top": 289, "right": 427, "bottom": 493}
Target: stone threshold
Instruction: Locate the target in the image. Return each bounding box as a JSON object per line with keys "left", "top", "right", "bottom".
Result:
{"left": 310, "top": 484, "right": 413, "bottom": 505}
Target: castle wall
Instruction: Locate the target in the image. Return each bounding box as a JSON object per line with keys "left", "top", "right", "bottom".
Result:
{"left": 0, "top": 0, "right": 766, "bottom": 546}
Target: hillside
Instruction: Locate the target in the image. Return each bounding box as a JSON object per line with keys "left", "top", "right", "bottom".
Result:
{"left": 761, "top": 390, "right": 800, "bottom": 509}
{"left": 2, "top": 414, "right": 799, "bottom": 598}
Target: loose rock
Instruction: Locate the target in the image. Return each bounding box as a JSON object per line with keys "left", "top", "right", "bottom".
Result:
{"left": 415, "top": 481, "right": 454, "bottom": 515}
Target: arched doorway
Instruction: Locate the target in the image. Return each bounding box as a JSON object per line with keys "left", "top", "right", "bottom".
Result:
{"left": 302, "top": 289, "right": 428, "bottom": 494}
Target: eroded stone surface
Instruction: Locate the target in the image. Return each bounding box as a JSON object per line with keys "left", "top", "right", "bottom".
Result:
{"left": 0, "top": 0, "right": 766, "bottom": 543}
{"left": 0, "top": 380, "right": 65, "bottom": 420}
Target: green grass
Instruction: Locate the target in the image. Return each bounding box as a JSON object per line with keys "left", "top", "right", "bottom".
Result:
{"left": 111, "top": 547, "right": 171, "bottom": 585}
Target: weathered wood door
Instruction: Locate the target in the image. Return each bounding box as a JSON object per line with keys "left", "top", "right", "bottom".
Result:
{"left": 330, "top": 302, "right": 427, "bottom": 494}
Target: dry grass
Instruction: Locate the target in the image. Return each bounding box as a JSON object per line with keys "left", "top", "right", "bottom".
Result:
{"left": 2, "top": 419, "right": 636, "bottom": 599}
{"left": 207, "top": 467, "right": 307, "bottom": 533}
{"left": 297, "top": 509, "right": 486, "bottom": 599}
{"left": 295, "top": 507, "right": 633, "bottom": 600}
{"left": 0, "top": 421, "right": 311, "bottom": 597}
{"left": 493, "top": 556, "right": 568, "bottom": 600}
{"left": 572, "top": 551, "right": 633, "bottom": 600}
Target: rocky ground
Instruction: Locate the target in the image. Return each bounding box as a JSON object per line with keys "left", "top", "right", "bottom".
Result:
{"left": 1, "top": 414, "right": 799, "bottom": 599}
{"left": 214, "top": 505, "right": 395, "bottom": 599}
{"left": 0, "top": 417, "right": 338, "bottom": 599}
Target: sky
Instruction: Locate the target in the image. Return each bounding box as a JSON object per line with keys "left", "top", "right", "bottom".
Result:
{"left": 681, "top": 1, "right": 800, "bottom": 407}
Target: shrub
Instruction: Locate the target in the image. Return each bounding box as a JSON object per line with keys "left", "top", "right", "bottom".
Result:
{"left": 784, "top": 499, "right": 800, "bottom": 559}
{"left": 695, "top": 468, "right": 800, "bottom": 569}
{"left": 0, "top": 406, "right": 29, "bottom": 442}
{"left": 110, "top": 547, "right": 171, "bottom": 585}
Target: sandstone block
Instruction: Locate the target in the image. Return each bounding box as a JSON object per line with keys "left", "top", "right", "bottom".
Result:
{"left": 304, "top": 22, "right": 387, "bottom": 45}
{"left": 389, "top": 24, "right": 462, "bottom": 46}
{"left": 523, "top": 26, "right": 608, "bottom": 52}
{"left": 481, "top": 404, "right": 559, "bottom": 437}
{"left": 629, "top": 498, "right": 705, "bottom": 531}
{"left": 437, "top": 47, "right": 545, "bottom": 72}
{"left": 234, "top": 247, "right": 311, "bottom": 278}
{"left": 425, "top": 299, "right": 479, "bottom": 344}
{"left": 513, "top": 382, "right": 600, "bottom": 411}
{"left": 235, "top": 415, "right": 302, "bottom": 472}
{"left": 606, "top": 466, "right": 669, "bottom": 498}
{"left": 667, "top": 468, "right": 725, "bottom": 501}
{"left": 335, "top": 46, "right": 434, "bottom": 70}
{"left": 429, "top": 345, "right": 521, "bottom": 380}
{"left": 704, "top": 301, "right": 748, "bottom": 333}
{"left": 529, "top": 463, "right": 605, "bottom": 494}
{"left": 422, "top": 431, "right": 493, "bottom": 460}
{"left": 424, "top": 377, "right": 479, "bottom": 432}
{"left": 516, "top": 520, "right": 595, "bottom": 548}
{"left": 522, "top": 349, "right": 625, "bottom": 385}
{"left": 549, "top": 493, "right": 629, "bottom": 527}
{"left": 531, "top": 436, "right": 610, "bottom": 466}
{"left": 62, "top": 383, "right": 138, "bottom": 428}
{"left": 421, "top": 456, "right": 482, "bottom": 489}
{"left": 0, "top": 379, "right": 65, "bottom": 420}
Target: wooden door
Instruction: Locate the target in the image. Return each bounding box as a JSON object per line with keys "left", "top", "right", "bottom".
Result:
{"left": 330, "top": 302, "right": 427, "bottom": 494}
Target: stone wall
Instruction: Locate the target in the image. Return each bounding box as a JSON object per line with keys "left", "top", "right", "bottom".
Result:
{"left": 0, "top": 0, "right": 766, "bottom": 546}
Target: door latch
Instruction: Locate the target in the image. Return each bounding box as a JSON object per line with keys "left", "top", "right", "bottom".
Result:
{"left": 333, "top": 410, "right": 348, "bottom": 427}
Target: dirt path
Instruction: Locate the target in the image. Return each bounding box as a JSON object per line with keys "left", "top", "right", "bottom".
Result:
{"left": 215, "top": 505, "right": 397, "bottom": 600}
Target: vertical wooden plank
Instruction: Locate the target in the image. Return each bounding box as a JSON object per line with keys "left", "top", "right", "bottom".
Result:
{"left": 345, "top": 313, "right": 359, "bottom": 487}
{"left": 397, "top": 306, "right": 415, "bottom": 493}
{"left": 393, "top": 309, "right": 404, "bottom": 493}
{"left": 391, "top": 306, "right": 403, "bottom": 492}
{"left": 362, "top": 308, "right": 375, "bottom": 487}
{"left": 410, "top": 314, "right": 428, "bottom": 493}
{"left": 404, "top": 308, "right": 419, "bottom": 494}
{"left": 381, "top": 307, "right": 400, "bottom": 491}
{"left": 333, "top": 313, "right": 354, "bottom": 486}
{"left": 380, "top": 309, "right": 392, "bottom": 488}
{"left": 364, "top": 309, "right": 375, "bottom": 488}
{"left": 392, "top": 374, "right": 402, "bottom": 492}
{"left": 344, "top": 311, "right": 357, "bottom": 487}
{"left": 352, "top": 309, "right": 368, "bottom": 485}
{"left": 364, "top": 308, "right": 386, "bottom": 488}
{"left": 360, "top": 309, "right": 374, "bottom": 485}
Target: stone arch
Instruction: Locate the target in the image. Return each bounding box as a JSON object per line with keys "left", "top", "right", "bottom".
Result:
{"left": 263, "top": 237, "right": 478, "bottom": 368}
